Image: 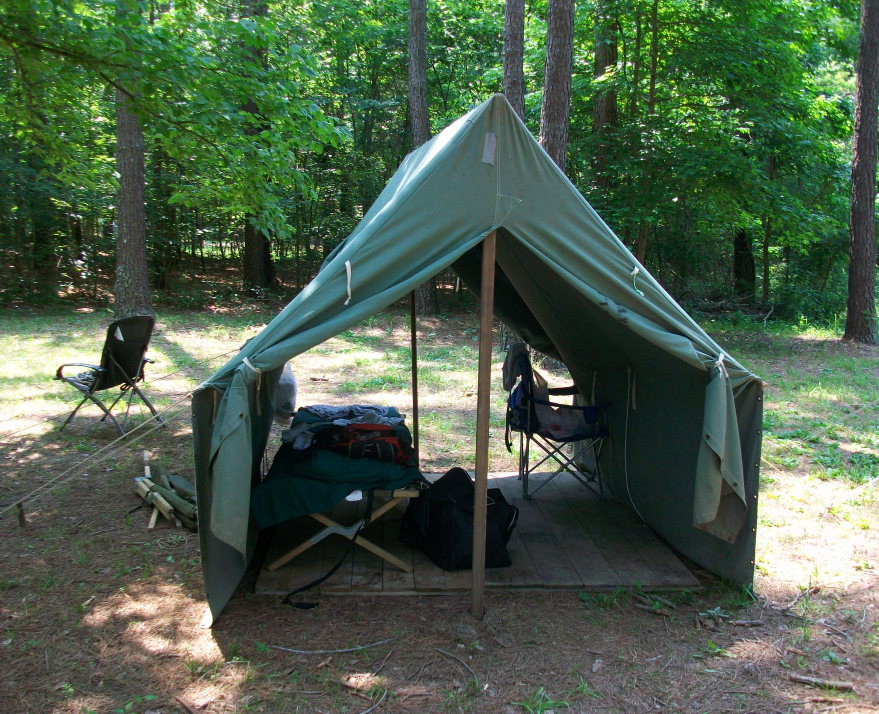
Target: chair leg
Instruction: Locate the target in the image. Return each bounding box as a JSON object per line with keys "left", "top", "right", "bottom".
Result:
{"left": 108, "top": 382, "right": 164, "bottom": 435}
{"left": 61, "top": 392, "right": 125, "bottom": 436}
{"left": 520, "top": 430, "right": 530, "bottom": 499}
{"left": 121, "top": 387, "right": 137, "bottom": 434}
{"left": 520, "top": 434, "right": 607, "bottom": 500}
{"left": 60, "top": 395, "right": 90, "bottom": 431}
{"left": 128, "top": 384, "right": 165, "bottom": 426}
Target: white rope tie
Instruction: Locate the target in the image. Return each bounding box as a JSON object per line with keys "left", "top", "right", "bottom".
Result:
{"left": 243, "top": 357, "right": 261, "bottom": 373}
{"left": 631, "top": 266, "right": 645, "bottom": 296}
{"left": 344, "top": 260, "right": 352, "bottom": 305}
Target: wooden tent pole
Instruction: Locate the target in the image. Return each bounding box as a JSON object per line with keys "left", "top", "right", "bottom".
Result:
{"left": 409, "top": 291, "right": 420, "bottom": 462}
{"left": 471, "top": 230, "right": 497, "bottom": 619}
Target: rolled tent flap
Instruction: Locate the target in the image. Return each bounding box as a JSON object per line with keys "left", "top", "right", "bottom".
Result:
{"left": 694, "top": 361, "right": 749, "bottom": 542}
{"left": 207, "top": 368, "right": 256, "bottom": 556}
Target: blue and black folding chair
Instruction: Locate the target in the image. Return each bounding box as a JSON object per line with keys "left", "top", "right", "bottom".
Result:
{"left": 503, "top": 343, "right": 609, "bottom": 499}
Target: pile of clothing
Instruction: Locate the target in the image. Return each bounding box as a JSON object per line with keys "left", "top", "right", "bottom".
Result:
{"left": 251, "top": 405, "right": 423, "bottom": 529}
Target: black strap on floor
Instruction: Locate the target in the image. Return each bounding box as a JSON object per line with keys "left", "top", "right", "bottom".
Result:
{"left": 282, "top": 489, "right": 375, "bottom": 607}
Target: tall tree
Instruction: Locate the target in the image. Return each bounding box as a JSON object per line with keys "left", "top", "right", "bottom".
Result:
{"left": 503, "top": 0, "right": 525, "bottom": 120}
{"left": 844, "top": 0, "right": 879, "bottom": 344}
{"left": 242, "top": 0, "right": 275, "bottom": 293}
{"left": 540, "top": 0, "right": 575, "bottom": 171}
{"left": 592, "top": 0, "right": 618, "bottom": 188}
{"left": 733, "top": 228, "right": 756, "bottom": 301}
{"left": 114, "top": 0, "right": 153, "bottom": 319}
{"left": 408, "top": 0, "right": 431, "bottom": 148}
{"left": 409, "top": 0, "right": 437, "bottom": 314}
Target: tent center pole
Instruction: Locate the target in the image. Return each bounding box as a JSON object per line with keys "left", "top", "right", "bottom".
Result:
{"left": 471, "top": 230, "right": 497, "bottom": 619}
{"left": 409, "top": 291, "right": 420, "bottom": 463}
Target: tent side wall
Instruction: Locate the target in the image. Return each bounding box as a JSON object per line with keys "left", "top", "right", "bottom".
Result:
{"left": 455, "top": 235, "right": 761, "bottom": 584}
{"left": 603, "top": 370, "right": 762, "bottom": 584}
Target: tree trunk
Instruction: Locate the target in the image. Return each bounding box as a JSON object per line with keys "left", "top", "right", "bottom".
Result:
{"left": 242, "top": 0, "right": 274, "bottom": 292}
{"left": 592, "top": 1, "right": 618, "bottom": 151}
{"left": 540, "top": 0, "right": 575, "bottom": 172}
{"left": 647, "top": 0, "right": 659, "bottom": 114}
{"left": 733, "top": 228, "right": 756, "bottom": 303}
{"left": 408, "top": 0, "right": 431, "bottom": 148}
{"left": 630, "top": 11, "right": 642, "bottom": 118}
{"left": 761, "top": 215, "right": 772, "bottom": 304}
{"left": 843, "top": 0, "right": 879, "bottom": 344}
{"left": 503, "top": 0, "right": 525, "bottom": 120}
{"left": 243, "top": 219, "right": 274, "bottom": 291}
{"left": 409, "top": 0, "right": 437, "bottom": 314}
{"left": 631, "top": 0, "right": 660, "bottom": 261}
{"left": 761, "top": 152, "right": 776, "bottom": 304}
{"left": 113, "top": 0, "right": 154, "bottom": 320}
{"left": 634, "top": 221, "right": 649, "bottom": 264}
{"left": 115, "top": 86, "right": 153, "bottom": 318}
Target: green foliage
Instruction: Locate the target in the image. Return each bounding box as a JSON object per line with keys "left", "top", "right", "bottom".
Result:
{"left": 0, "top": 0, "right": 867, "bottom": 318}
{"left": 578, "top": 588, "right": 627, "bottom": 609}
{"left": 514, "top": 686, "right": 570, "bottom": 713}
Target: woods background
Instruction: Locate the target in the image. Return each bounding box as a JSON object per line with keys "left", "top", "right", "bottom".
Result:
{"left": 0, "top": 0, "right": 875, "bottom": 332}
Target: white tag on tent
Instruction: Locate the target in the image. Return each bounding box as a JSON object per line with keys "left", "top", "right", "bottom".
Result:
{"left": 344, "top": 260, "right": 352, "bottom": 305}
{"left": 481, "top": 132, "right": 497, "bottom": 165}
{"left": 345, "top": 490, "right": 363, "bottom": 502}
{"left": 115, "top": 326, "right": 124, "bottom": 341}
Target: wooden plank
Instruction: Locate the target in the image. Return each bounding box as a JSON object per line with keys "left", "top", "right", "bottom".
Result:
{"left": 484, "top": 476, "right": 541, "bottom": 587}
{"left": 256, "top": 471, "right": 696, "bottom": 596}
{"left": 494, "top": 476, "right": 581, "bottom": 587}
{"left": 379, "top": 507, "right": 415, "bottom": 592}
{"left": 319, "top": 500, "right": 356, "bottom": 592}
{"left": 256, "top": 517, "right": 326, "bottom": 595}
{"left": 350, "top": 512, "right": 385, "bottom": 591}
{"left": 411, "top": 544, "right": 447, "bottom": 591}
{"left": 551, "top": 476, "right": 696, "bottom": 588}
{"left": 471, "top": 229, "right": 497, "bottom": 617}
{"left": 443, "top": 566, "right": 472, "bottom": 591}
{"left": 526, "top": 477, "right": 621, "bottom": 588}
{"left": 409, "top": 290, "right": 420, "bottom": 463}
{"left": 549, "top": 476, "right": 649, "bottom": 584}
{"left": 588, "top": 489, "right": 698, "bottom": 587}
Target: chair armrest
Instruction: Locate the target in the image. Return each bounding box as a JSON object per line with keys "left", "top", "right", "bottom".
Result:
{"left": 55, "top": 363, "right": 104, "bottom": 380}
{"left": 547, "top": 385, "right": 580, "bottom": 396}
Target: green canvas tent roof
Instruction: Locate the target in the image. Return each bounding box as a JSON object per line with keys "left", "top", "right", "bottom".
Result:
{"left": 192, "top": 94, "right": 762, "bottom": 623}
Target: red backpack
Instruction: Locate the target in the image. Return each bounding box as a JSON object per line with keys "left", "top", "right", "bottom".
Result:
{"left": 321, "top": 423, "right": 411, "bottom": 465}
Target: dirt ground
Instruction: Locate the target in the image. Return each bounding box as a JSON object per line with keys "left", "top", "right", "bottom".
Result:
{"left": 1, "top": 311, "right": 877, "bottom": 713}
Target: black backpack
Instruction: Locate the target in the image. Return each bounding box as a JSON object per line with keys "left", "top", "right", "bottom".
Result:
{"left": 400, "top": 467, "right": 519, "bottom": 570}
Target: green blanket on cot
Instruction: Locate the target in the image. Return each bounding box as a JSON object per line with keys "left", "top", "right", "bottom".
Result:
{"left": 250, "top": 446, "right": 418, "bottom": 528}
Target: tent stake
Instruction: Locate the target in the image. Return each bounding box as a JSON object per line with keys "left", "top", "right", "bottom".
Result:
{"left": 471, "top": 230, "right": 497, "bottom": 619}
{"left": 409, "top": 291, "right": 420, "bottom": 463}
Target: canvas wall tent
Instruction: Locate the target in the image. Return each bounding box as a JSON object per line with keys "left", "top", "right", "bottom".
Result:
{"left": 192, "top": 94, "right": 763, "bottom": 624}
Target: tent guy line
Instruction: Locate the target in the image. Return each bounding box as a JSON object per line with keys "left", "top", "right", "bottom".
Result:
{"left": 0, "top": 390, "right": 192, "bottom": 518}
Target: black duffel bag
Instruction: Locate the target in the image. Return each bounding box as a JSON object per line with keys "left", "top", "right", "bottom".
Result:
{"left": 400, "top": 467, "right": 519, "bottom": 570}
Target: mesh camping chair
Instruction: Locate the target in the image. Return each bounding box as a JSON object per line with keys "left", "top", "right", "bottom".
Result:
{"left": 54, "top": 315, "right": 163, "bottom": 436}
{"left": 503, "top": 343, "right": 609, "bottom": 500}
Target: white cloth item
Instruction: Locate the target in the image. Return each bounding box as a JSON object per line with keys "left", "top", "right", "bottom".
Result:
{"left": 273, "top": 363, "right": 298, "bottom": 425}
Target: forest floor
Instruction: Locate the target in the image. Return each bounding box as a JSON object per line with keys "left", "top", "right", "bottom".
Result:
{"left": 0, "top": 303, "right": 877, "bottom": 714}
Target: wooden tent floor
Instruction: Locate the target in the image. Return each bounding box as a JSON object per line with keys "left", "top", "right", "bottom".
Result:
{"left": 255, "top": 472, "right": 699, "bottom": 596}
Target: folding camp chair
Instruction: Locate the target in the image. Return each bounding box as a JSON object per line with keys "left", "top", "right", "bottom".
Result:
{"left": 54, "top": 315, "right": 164, "bottom": 437}
{"left": 504, "top": 343, "right": 609, "bottom": 500}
